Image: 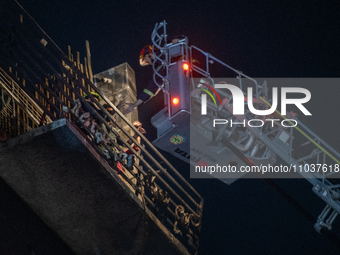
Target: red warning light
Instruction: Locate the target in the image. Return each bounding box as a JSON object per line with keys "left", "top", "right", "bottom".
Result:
{"left": 172, "top": 97, "right": 179, "bottom": 105}
{"left": 183, "top": 63, "right": 189, "bottom": 70}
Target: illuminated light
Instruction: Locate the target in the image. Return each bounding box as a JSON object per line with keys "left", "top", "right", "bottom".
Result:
{"left": 173, "top": 97, "right": 179, "bottom": 105}
{"left": 183, "top": 63, "right": 189, "bottom": 70}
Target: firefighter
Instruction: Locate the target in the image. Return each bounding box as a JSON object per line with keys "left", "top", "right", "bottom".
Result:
{"left": 124, "top": 45, "right": 164, "bottom": 114}
{"left": 82, "top": 92, "right": 104, "bottom": 119}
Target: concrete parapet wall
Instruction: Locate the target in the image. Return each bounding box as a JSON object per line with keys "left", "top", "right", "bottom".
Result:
{"left": 0, "top": 119, "right": 188, "bottom": 255}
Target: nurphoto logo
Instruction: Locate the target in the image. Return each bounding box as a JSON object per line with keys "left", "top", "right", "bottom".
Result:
{"left": 198, "top": 82, "right": 312, "bottom": 128}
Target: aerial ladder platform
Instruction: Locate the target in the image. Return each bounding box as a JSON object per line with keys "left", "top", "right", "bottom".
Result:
{"left": 149, "top": 21, "right": 340, "bottom": 235}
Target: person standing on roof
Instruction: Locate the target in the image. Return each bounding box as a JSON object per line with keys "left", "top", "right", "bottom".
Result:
{"left": 124, "top": 45, "right": 165, "bottom": 114}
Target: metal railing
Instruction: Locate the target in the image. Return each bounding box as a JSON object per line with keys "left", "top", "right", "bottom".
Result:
{"left": 0, "top": 67, "right": 53, "bottom": 138}
{"left": 0, "top": 2, "right": 203, "bottom": 254}
{"left": 0, "top": 67, "right": 52, "bottom": 126}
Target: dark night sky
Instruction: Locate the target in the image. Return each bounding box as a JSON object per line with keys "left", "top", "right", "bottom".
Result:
{"left": 12, "top": 0, "right": 340, "bottom": 254}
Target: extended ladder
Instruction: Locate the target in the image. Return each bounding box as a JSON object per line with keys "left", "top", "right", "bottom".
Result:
{"left": 151, "top": 21, "right": 340, "bottom": 233}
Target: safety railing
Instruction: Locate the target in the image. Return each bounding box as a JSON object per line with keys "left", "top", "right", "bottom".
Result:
{"left": 0, "top": 67, "right": 52, "bottom": 126}
{"left": 151, "top": 21, "right": 264, "bottom": 99}
{"left": 0, "top": 67, "right": 53, "bottom": 138}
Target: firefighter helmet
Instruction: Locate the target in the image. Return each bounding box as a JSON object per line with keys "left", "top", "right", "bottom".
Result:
{"left": 139, "top": 45, "right": 156, "bottom": 66}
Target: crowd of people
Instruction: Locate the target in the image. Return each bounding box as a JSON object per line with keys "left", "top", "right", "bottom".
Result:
{"left": 67, "top": 91, "right": 174, "bottom": 214}
{"left": 67, "top": 91, "right": 144, "bottom": 174}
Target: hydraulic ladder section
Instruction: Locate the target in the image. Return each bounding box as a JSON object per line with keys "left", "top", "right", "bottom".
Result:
{"left": 150, "top": 21, "right": 340, "bottom": 233}
{"left": 0, "top": 2, "right": 203, "bottom": 255}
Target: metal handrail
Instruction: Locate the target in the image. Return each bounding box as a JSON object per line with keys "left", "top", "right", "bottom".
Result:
{"left": 0, "top": 3, "right": 203, "bottom": 252}
{"left": 0, "top": 67, "right": 52, "bottom": 125}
